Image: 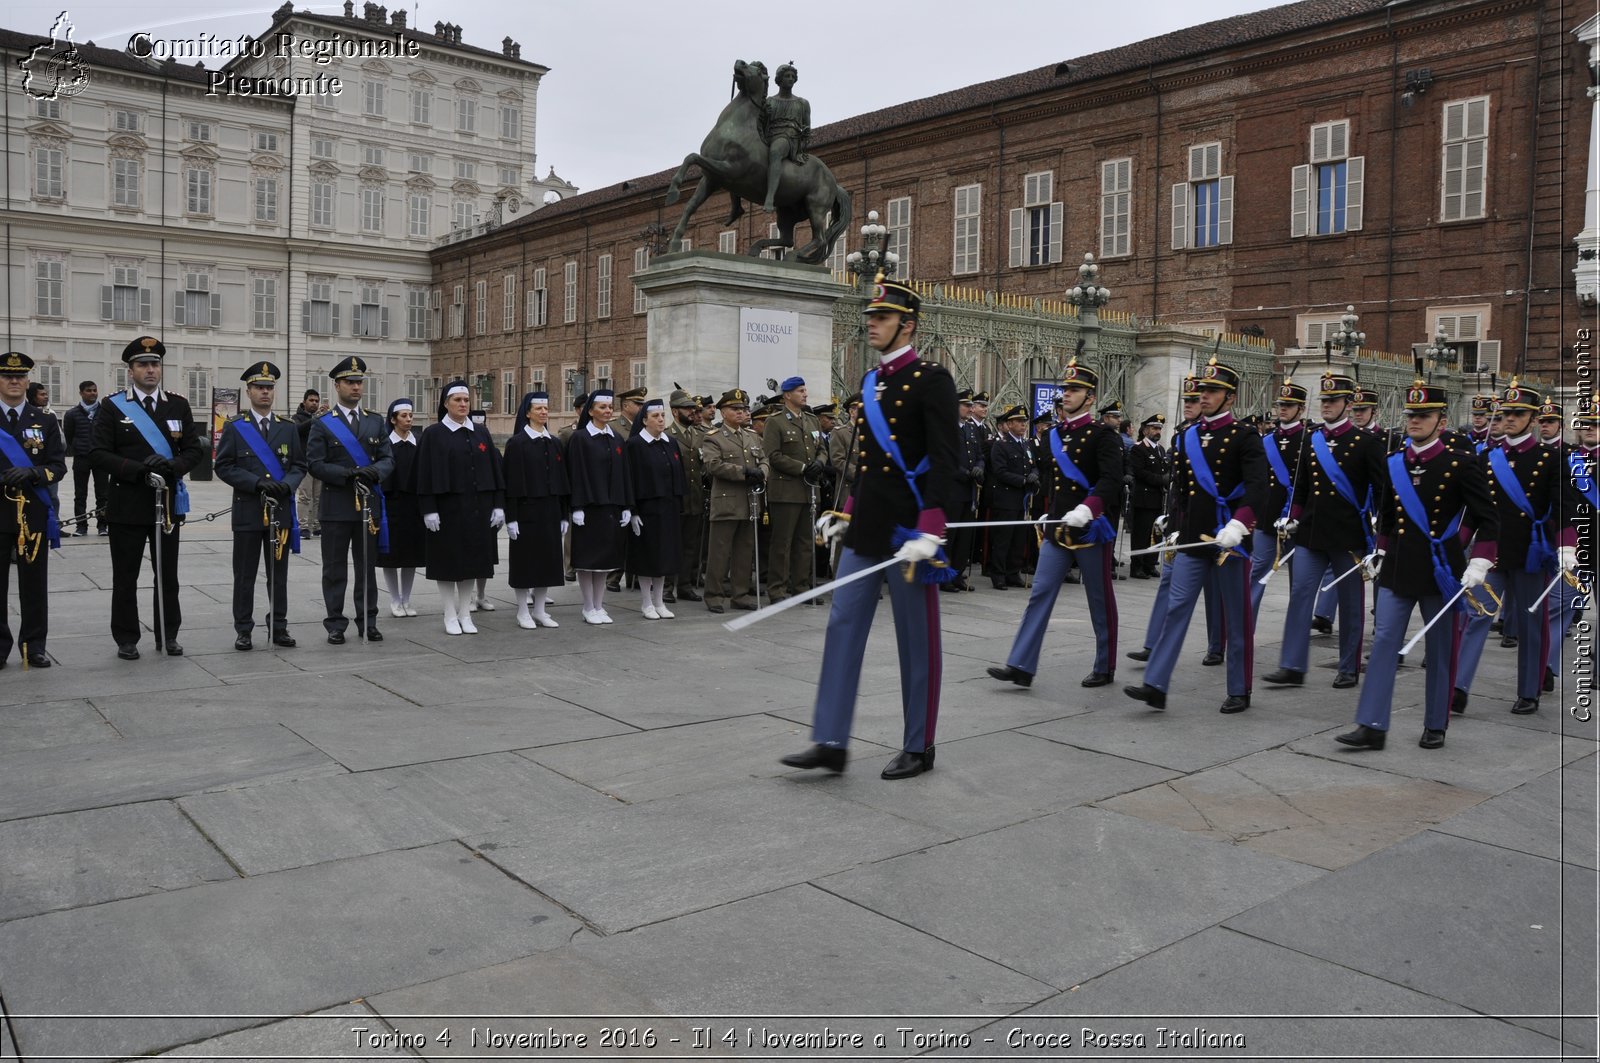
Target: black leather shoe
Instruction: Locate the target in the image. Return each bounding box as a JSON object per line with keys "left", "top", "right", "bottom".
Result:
{"left": 366, "top": 629, "right": 383, "bottom": 642}
{"left": 881, "top": 748, "right": 933, "bottom": 779}
{"left": 1202, "top": 651, "right": 1224, "bottom": 667}
{"left": 1491, "top": 619, "right": 1503, "bottom": 634}
{"left": 731, "top": 599, "right": 758, "bottom": 611}
{"left": 1007, "top": 578, "right": 1027, "bottom": 588}
{"left": 1126, "top": 647, "right": 1151, "bottom": 662}
{"left": 1332, "top": 672, "right": 1359, "bottom": 689}
{"left": 1131, "top": 570, "right": 1151, "bottom": 579}
{"left": 1335, "top": 724, "right": 1386, "bottom": 750}
{"left": 662, "top": 592, "right": 677, "bottom": 604}
{"left": 779, "top": 744, "right": 847, "bottom": 772}
{"left": 1219, "top": 694, "right": 1251, "bottom": 714}
{"left": 1451, "top": 688, "right": 1468, "bottom": 714}
{"left": 327, "top": 631, "right": 346, "bottom": 645}
{"left": 1500, "top": 635, "right": 1518, "bottom": 649}
{"left": 678, "top": 588, "right": 702, "bottom": 602}
{"left": 163, "top": 642, "right": 183, "bottom": 656}
{"left": 1544, "top": 667, "right": 1555, "bottom": 693}
{"left": 1081, "top": 671, "right": 1114, "bottom": 688}
{"left": 706, "top": 603, "right": 726, "bottom": 614}
{"left": 25, "top": 652, "right": 51, "bottom": 668}
{"left": 234, "top": 634, "right": 253, "bottom": 651}
{"left": 117, "top": 643, "right": 140, "bottom": 661}
{"left": 991, "top": 580, "right": 1009, "bottom": 590}
{"left": 939, "top": 582, "right": 961, "bottom": 593}
{"left": 1419, "top": 728, "right": 1447, "bottom": 749}
{"left": 1311, "top": 616, "right": 1333, "bottom": 634}
{"left": 1123, "top": 683, "right": 1166, "bottom": 710}
{"left": 272, "top": 632, "right": 297, "bottom": 648}
{"left": 1511, "top": 696, "right": 1540, "bottom": 715}
{"left": 987, "top": 665, "right": 1033, "bottom": 688}
{"left": 1263, "top": 668, "right": 1304, "bottom": 686}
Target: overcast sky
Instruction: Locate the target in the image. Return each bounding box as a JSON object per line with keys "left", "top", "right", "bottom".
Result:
{"left": 19, "top": 0, "right": 1280, "bottom": 191}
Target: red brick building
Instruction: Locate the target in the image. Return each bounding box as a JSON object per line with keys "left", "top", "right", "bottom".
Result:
{"left": 431, "top": 0, "right": 1588, "bottom": 429}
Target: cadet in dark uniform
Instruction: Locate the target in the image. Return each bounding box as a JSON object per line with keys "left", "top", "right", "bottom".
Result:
{"left": 984, "top": 404, "right": 1035, "bottom": 590}
{"left": 504, "top": 391, "right": 570, "bottom": 628}
{"left": 699, "top": 389, "right": 767, "bottom": 613}
{"left": 1128, "top": 413, "right": 1169, "bottom": 578}
{"left": 1337, "top": 381, "right": 1499, "bottom": 749}
{"left": 990, "top": 360, "right": 1124, "bottom": 690}
{"left": 1464, "top": 394, "right": 1494, "bottom": 449}
{"left": 1250, "top": 381, "right": 1307, "bottom": 610}
{"left": 306, "top": 355, "right": 394, "bottom": 644}
{"left": 91, "top": 337, "right": 206, "bottom": 659}
{"left": 760, "top": 376, "right": 824, "bottom": 602}
{"left": 1125, "top": 358, "right": 1268, "bottom": 713}
{"left": 784, "top": 278, "right": 961, "bottom": 780}
{"left": 213, "top": 361, "right": 305, "bottom": 650}
{"left": 667, "top": 389, "right": 706, "bottom": 603}
{"left": 378, "top": 398, "right": 426, "bottom": 618}
{"left": 0, "top": 352, "right": 65, "bottom": 667}
{"left": 416, "top": 381, "right": 505, "bottom": 634}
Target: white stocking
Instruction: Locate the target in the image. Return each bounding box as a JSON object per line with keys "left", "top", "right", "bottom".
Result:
{"left": 436, "top": 581, "right": 459, "bottom": 622}
{"left": 516, "top": 588, "right": 532, "bottom": 620}
{"left": 533, "top": 588, "right": 551, "bottom": 616}
{"left": 382, "top": 568, "right": 401, "bottom": 602}
{"left": 399, "top": 567, "right": 416, "bottom": 605}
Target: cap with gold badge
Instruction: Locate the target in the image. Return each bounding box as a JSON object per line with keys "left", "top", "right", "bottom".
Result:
{"left": 0, "top": 351, "right": 34, "bottom": 376}
{"left": 121, "top": 336, "right": 165, "bottom": 364}
{"left": 329, "top": 355, "right": 368, "bottom": 381}
{"left": 241, "top": 361, "right": 282, "bottom": 386}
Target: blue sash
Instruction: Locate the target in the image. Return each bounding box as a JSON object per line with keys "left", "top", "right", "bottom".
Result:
{"left": 1263, "top": 429, "right": 1295, "bottom": 519}
{"left": 319, "top": 411, "right": 389, "bottom": 551}
{"left": 1388, "top": 451, "right": 1469, "bottom": 608}
{"left": 1488, "top": 446, "right": 1553, "bottom": 573}
{"left": 1310, "top": 430, "right": 1375, "bottom": 552}
{"left": 1047, "top": 426, "right": 1115, "bottom": 545}
{"left": 108, "top": 393, "right": 190, "bottom": 516}
{"left": 234, "top": 419, "right": 301, "bottom": 555}
{"left": 1569, "top": 451, "right": 1600, "bottom": 513}
{"left": 1183, "top": 424, "right": 1247, "bottom": 558}
{"left": 860, "top": 366, "right": 955, "bottom": 584}
{"left": 0, "top": 429, "right": 60, "bottom": 549}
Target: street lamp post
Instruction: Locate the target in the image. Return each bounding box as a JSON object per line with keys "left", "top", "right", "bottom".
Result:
{"left": 1065, "top": 252, "right": 1111, "bottom": 365}
{"left": 1330, "top": 304, "right": 1365, "bottom": 359}
{"left": 1424, "top": 327, "right": 1459, "bottom": 421}
{"left": 844, "top": 210, "right": 901, "bottom": 382}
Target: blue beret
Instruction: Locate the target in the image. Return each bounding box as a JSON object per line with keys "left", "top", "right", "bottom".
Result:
{"left": 780, "top": 376, "right": 805, "bottom": 393}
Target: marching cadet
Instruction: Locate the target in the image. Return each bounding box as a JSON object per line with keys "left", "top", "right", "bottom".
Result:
{"left": 667, "top": 389, "right": 706, "bottom": 603}
{"left": 213, "top": 362, "right": 305, "bottom": 651}
{"left": 700, "top": 388, "right": 767, "bottom": 614}
{"left": 786, "top": 277, "right": 961, "bottom": 779}
{"left": 1251, "top": 381, "right": 1308, "bottom": 611}
{"left": 984, "top": 404, "right": 1036, "bottom": 590}
{"left": 1337, "top": 381, "right": 1499, "bottom": 750}
{"left": 306, "top": 356, "right": 395, "bottom": 644}
{"left": 988, "top": 359, "right": 1123, "bottom": 690}
{"left": 1537, "top": 397, "right": 1579, "bottom": 691}
{"left": 1537, "top": 399, "right": 1566, "bottom": 447}
{"left": 946, "top": 389, "right": 986, "bottom": 592}
{"left": 1124, "top": 358, "right": 1268, "bottom": 714}
{"left": 91, "top": 337, "right": 206, "bottom": 659}
{"left": 1350, "top": 387, "right": 1380, "bottom": 432}
{"left": 1262, "top": 372, "right": 1386, "bottom": 690}
{"left": 1465, "top": 394, "right": 1494, "bottom": 449}
{"left": 761, "top": 376, "right": 824, "bottom": 602}
{"left": 0, "top": 352, "right": 65, "bottom": 668}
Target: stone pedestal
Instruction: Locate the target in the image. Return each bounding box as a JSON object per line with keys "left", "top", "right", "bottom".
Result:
{"left": 633, "top": 251, "right": 845, "bottom": 400}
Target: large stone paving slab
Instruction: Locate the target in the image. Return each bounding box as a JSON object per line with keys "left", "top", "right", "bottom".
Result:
{"left": 769, "top": 685, "right": 1092, "bottom": 749}
{"left": 155, "top": 1005, "right": 413, "bottom": 1060}
{"left": 1225, "top": 831, "right": 1597, "bottom": 1052}
{"left": 0, "top": 801, "right": 237, "bottom": 922}
{"left": 90, "top": 674, "right": 406, "bottom": 736}
{"left": 0, "top": 842, "right": 583, "bottom": 1061}
{"left": 471, "top": 781, "right": 952, "bottom": 933}
{"left": 1100, "top": 749, "right": 1490, "bottom": 870}
{"left": 180, "top": 752, "right": 621, "bottom": 874}
{"left": 357, "top": 659, "right": 562, "bottom": 706}
{"left": 817, "top": 806, "right": 1324, "bottom": 990}
{"left": 0, "top": 651, "right": 220, "bottom": 706}
{"left": 0, "top": 723, "right": 345, "bottom": 822}
{"left": 1431, "top": 754, "right": 1598, "bottom": 869}
{"left": 1020, "top": 704, "right": 1330, "bottom": 773}
{"left": 0, "top": 698, "right": 117, "bottom": 753}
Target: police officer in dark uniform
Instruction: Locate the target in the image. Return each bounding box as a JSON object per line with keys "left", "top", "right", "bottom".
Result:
{"left": 306, "top": 355, "right": 395, "bottom": 644}
{"left": 946, "top": 389, "right": 986, "bottom": 592}
{"left": 0, "top": 352, "right": 66, "bottom": 667}
{"left": 1128, "top": 413, "right": 1169, "bottom": 578}
{"left": 984, "top": 404, "right": 1035, "bottom": 590}
{"left": 214, "top": 362, "right": 306, "bottom": 651}
{"left": 90, "top": 337, "right": 206, "bottom": 659}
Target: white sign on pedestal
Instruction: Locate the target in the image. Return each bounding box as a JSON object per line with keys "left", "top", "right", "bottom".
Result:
{"left": 738, "top": 307, "right": 799, "bottom": 399}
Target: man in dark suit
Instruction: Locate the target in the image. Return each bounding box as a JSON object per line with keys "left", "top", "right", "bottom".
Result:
{"left": 214, "top": 362, "right": 307, "bottom": 651}
{"left": 944, "top": 389, "right": 986, "bottom": 591}
{"left": 984, "top": 404, "right": 1036, "bottom": 590}
{"left": 1127, "top": 413, "right": 1169, "bottom": 577}
{"left": 307, "top": 356, "right": 395, "bottom": 644}
{"left": 0, "top": 352, "right": 67, "bottom": 667}
{"left": 89, "top": 337, "right": 206, "bottom": 659}
{"left": 61, "top": 380, "right": 107, "bottom": 536}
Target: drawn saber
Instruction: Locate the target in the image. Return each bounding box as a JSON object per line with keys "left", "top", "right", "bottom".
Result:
{"left": 1127, "top": 539, "right": 1213, "bottom": 558}
{"left": 1527, "top": 568, "right": 1592, "bottom": 613}
{"left": 1319, "top": 561, "right": 1367, "bottom": 594}
{"left": 1401, "top": 585, "right": 1471, "bottom": 654}
{"left": 1258, "top": 547, "right": 1296, "bottom": 586}
{"left": 723, "top": 555, "right": 900, "bottom": 632}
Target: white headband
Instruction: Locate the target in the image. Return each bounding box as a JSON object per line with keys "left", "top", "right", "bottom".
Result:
{"left": 391, "top": 401, "right": 414, "bottom": 411}
{"left": 445, "top": 385, "right": 470, "bottom": 400}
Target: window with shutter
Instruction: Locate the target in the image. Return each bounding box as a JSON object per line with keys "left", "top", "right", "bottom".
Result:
{"left": 1015, "top": 172, "right": 1061, "bottom": 266}
{"left": 475, "top": 280, "right": 487, "bottom": 335}
{"left": 885, "top": 197, "right": 911, "bottom": 277}
{"left": 503, "top": 274, "right": 516, "bottom": 331}
{"left": 1099, "top": 160, "right": 1131, "bottom": 258}
{"left": 633, "top": 248, "right": 650, "bottom": 313}
{"left": 563, "top": 262, "right": 577, "bottom": 323}
{"left": 597, "top": 254, "right": 613, "bottom": 318}
{"left": 1441, "top": 97, "right": 1488, "bottom": 221}
{"left": 1177, "top": 142, "right": 1232, "bottom": 248}
{"left": 953, "top": 184, "right": 982, "bottom": 274}
{"left": 718, "top": 231, "right": 736, "bottom": 254}
{"left": 407, "top": 288, "right": 428, "bottom": 340}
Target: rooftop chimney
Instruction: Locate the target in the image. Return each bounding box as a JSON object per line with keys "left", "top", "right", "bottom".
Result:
{"left": 391, "top": 9, "right": 406, "bottom": 28}
{"left": 502, "top": 36, "right": 513, "bottom": 56}
{"left": 435, "top": 20, "right": 446, "bottom": 38}
{"left": 343, "top": 0, "right": 354, "bottom": 16}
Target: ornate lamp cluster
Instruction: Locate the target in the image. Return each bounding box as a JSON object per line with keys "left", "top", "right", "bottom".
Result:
{"left": 1330, "top": 304, "right": 1366, "bottom": 357}
{"left": 844, "top": 210, "right": 899, "bottom": 283}
{"left": 1424, "top": 327, "right": 1458, "bottom": 372}
{"left": 1065, "top": 253, "right": 1111, "bottom": 311}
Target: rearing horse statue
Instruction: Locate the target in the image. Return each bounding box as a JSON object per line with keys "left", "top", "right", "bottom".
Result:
{"left": 665, "top": 60, "right": 851, "bottom": 265}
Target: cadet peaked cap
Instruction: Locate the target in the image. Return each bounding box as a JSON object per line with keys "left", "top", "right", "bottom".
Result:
{"left": 1196, "top": 359, "right": 1241, "bottom": 390}
{"left": 1402, "top": 380, "right": 1448, "bottom": 411}
{"left": 1538, "top": 399, "right": 1564, "bottom": 421}
{"left": 1353, "top": 387, "right": 1379, "bottom": 408}
{"left": 1470, "top": 394, "right": 1494, "bottom": 413}
{"left": 864, "top": 278, "right": 920, "bottom": 317}
{"left": 1277, "top": 381, "right": 1309, "bottom": 404}
{"left": 1060, "top": 360, "right": 1098, "bottom": 390}
{"left": 1319, "top": 372, "right": 1357, "bottom": 398}
{"left": 1497, "top": 381, "right": 1541, "bottom": 411}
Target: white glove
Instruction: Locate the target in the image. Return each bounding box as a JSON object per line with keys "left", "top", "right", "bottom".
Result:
{"left": 423, "top": 512, "right": 441, "bottom": 532}
{"left": 489, "top": 508, "right": 505, "bottom": 528}
{"left": 619, "top": 508, "right": 632, "bottom": 528}
{"left": 1461, "top": 557, "right": 1492, "bottom": 589}
{"left": 1361, "top": 549, "right": 1385, "bottom": 582}
{"left": 815, "top": 511, "right": 848, "bottom": 547}
{"left": 894, "top": 533, "right": 942, "bottom": 565}
{"left": 571, "top": 510, "right": 585, "bottom": 527}
{"left": 1064, "top": 503, "right": 1094, "bottom": 529}
{"left": 1153, "top": 514, "right": 1169, "bottom": 536}
{"left": 630, "top": 515, "right": 643, "bottom": 535}
{"left": 560, "top": 519, "right": 570, "bottom": 536}
{"left": 1559, "top": 546, "right": 1579, "bottom": 572}
{"left": 1214, "top": 519, "right": 1248, "bottom": 552}
{"left": 506, "top": 521, "right": 520, "bottom": 541}
{"left": 1273, "top": 516, "right": 1299, "bottom": 537}
{"left": 1162, "top": 531, "right": 1180, "bottom": 547}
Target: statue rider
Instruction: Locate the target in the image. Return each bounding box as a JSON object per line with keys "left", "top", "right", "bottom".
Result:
{"left": 761, "top": 62, "right": 811, "bottom": 214}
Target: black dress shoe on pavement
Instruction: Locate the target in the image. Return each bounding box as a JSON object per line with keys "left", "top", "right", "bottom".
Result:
{"left": 1451, "top": 687, "right": 1468, "bottom": 714}
{"left": 1544, "top": 666, "right": 1555, "bottom": 693}
{"left": 117, "top": 643, "right": 140, "bottom": 661}
{"left": 987, "top": 665, "right": 1033, "bottom": 688}
{"left": 881, "top": 748, "right": 933, "bottom": 779}
{"left": 1219, "top": 694, "right": 1251, "bottom": 714}
{"left": 991, "top": 580, "right": 1009, "bottom": 590}
{"left": 1335, "top": 724, "right": 1386, "bottom": 750}
{"left": 272, "top": 632, "right": 297, "bottom": 648}
{"left": 163, "top": 642, "right": 183, "bottom": 656}
{"left": 706, "top": 603, "right": 726, "bottom": 614}
{"left": 1201, "top": 651, "right": 1224, "bottom": 667}
{"left": 939, "top": 582, "right": 961, "bottom": 593}
{"left": 1123, "top": 683, "right": 1167, "bottom": 710}
{"left": 25, "top": 653, "right": 51, "bottom": 668}
{"left": 1081, "top": 671, "right": 1114, "bottom": 687}
{"left": 1007, "top": 577, "right": 1028, "bottom": 588}
{"left": 1311, "top": 616, "right": 1333, "bottom": 634}
{"left": 1511, "top": 696, "right": 1540, "bottom": 715}
{"left": 663, "top": 591, "right": 676, "bottom": 604}
{"left": 327, "top": 631, "right": 346, "bottom": 645}
{"left": 779, "top": 744, "right": 847, "bottom": 772}
{"left": 679, "top": 588, "right": 702, "bottom": 602}
{"left": 1419, "top": 728, "right": 1447, "bottom": 749}
{"left": 1131, "top": 570, "right": 1150, "bottom": 579}
{"left": 1126, "top": 647, "right": 1151, "bottom": 662}
{"left": 1500, "top": 635, "right": 1518, "bottom": 648}
{"left": 731, "top": 599, "right": 758, "bottom": 611}
{"left": 1263, "top": 668, "right": 1304, "bottom": 686}
{"left": 235, "top": 634, "right": 253, "bottom": 651}
{"left": 366, "top": 629, "right": 383, "bottom": 642}
{"left": 1332, "top": 671, "right": 1359, "bottom": 689}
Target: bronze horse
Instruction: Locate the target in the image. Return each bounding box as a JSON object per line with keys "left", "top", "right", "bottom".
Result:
{"left": 665, "top": 60, "right": 851, "bottom": 265}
